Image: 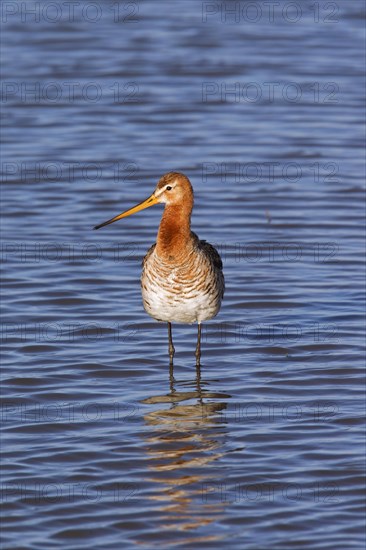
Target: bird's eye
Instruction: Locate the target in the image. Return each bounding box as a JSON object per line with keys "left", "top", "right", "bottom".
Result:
{"left": 166, "top": 186, "right": 172, "bottom": 191}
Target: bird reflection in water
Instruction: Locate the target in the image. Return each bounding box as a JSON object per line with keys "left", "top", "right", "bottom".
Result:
{"left": 140, "top": 364, "right": 231, "bottom": 542}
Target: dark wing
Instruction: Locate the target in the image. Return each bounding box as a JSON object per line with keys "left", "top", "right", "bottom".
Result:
{"left": 142, "top": 243, "right": 156, "bottom": 268}
{"left": 201, "top": 240, "right": 225, "bottom": 299}
{"left": 190, "top": 232, "right": 223, "bottom": 271}
{"left": 198, "top": 239, "right": 223, "bottom": 271}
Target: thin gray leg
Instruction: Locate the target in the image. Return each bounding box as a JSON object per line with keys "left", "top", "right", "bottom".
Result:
{"left": 195, "top": 323, "right": 202, "bottom": 366}
{"left": 168, "top": 322, "right": 175, "bottom": 365}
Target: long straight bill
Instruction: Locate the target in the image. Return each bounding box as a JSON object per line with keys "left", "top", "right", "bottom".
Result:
{"left": 93, "top": 194, "right": 159, "bottom": 230}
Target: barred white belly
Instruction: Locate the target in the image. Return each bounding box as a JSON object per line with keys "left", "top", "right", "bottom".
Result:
{"left": 141, "top": 280, "right": 220, "bottom": 323}
{"left": 141, "top": 250, "right": 223, "bottom": 324}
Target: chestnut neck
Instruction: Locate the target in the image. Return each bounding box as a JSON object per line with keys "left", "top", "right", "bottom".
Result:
{"left": 156, "top": 202, "right": 193, "bottom": 262}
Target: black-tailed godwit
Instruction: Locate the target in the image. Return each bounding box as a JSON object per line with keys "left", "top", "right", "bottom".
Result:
{"left": 94, "top": 172, "right": 224, "bottom": 366}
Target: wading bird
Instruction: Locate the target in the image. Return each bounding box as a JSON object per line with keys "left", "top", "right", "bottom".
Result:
{"left": 94, "top": 172, "right": 224, "bottom": 366}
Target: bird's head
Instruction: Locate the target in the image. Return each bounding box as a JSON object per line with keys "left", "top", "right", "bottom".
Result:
{"left": 94, "top": 171, "right": 193, "bottom": 230}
